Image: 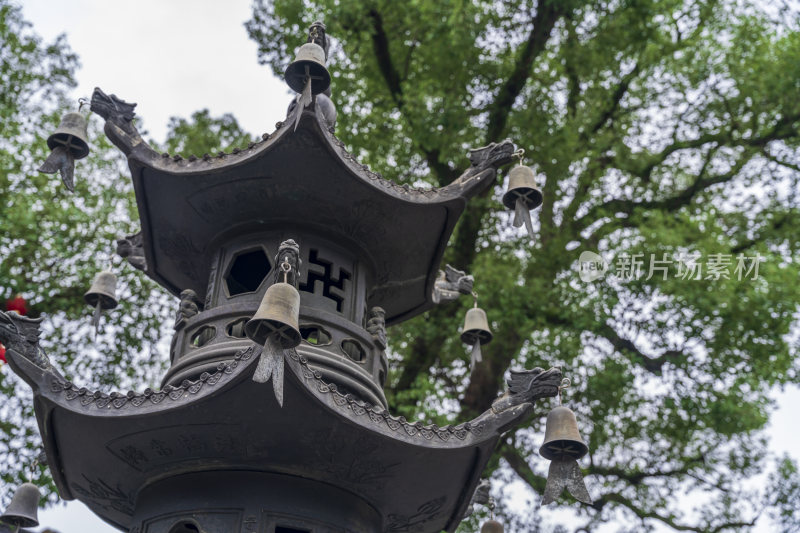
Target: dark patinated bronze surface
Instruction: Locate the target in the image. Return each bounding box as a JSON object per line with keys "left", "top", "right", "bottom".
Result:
{"left": 1, "top": 22, "right": 569, "bottom": 533}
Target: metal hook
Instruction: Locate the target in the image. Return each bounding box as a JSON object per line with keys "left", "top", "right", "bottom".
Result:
{"left": 557, "top": 377, "right": 571, "bottom": 405}
{"left": 78, "top": 97, "right": 90, "bottom": 113}
{"left": 471, "top": 290, "right": 479, "bottom": 308}
{"left": 513, "top": 148, "right": 525, "bottom": 165}
{"left": 28, "top": 456, "right": 39, "bottom": 483}
{"left": 280, "top": 257, "right": 292, "bottom": 284}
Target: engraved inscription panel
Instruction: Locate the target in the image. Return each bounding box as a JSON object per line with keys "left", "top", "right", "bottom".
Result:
{"left": 106, "top": 424, "right": 246, "bottom": 472}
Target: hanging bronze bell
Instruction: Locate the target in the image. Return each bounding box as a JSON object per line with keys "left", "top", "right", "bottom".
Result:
{"left": 502, "top": 164, "right": 542, "bottom": 212}
{"left": 461, "top": 307, "right": 493, "bottom": 346}
{"left": 47, "top": 112, "right": 90, "bottom": 160}
{"left": 539, "top": 405, "right": 589, "bottom": 460}
{"left": 481, "top": 519, "right": 504, "bottom": 533}
{"left": 39, "top": 111, "right": 91, "bottom": 192}
{"left": 0, "top": 482, "right": 41, "bottom": 527}
{"left": 461, "top": 305, "right": 492, "bottom": 369}
{"left": 284, "top": 42, "right": 331, "bottom": 96}
{"left": 85, "top": 269, "right": 118, "bottom": 335}
{"left": 245, "top": 282, "right": 301, "bottom": 349}
{"left": 84, "top": 270, "right": 119, "bottom": 311}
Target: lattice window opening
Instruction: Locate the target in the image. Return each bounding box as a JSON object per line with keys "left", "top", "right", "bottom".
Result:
{"left": 298, "top": 248, "right": 351, "bottom": 313}
{"left": 168, "top": 520, "right": 204, "bottom": 533}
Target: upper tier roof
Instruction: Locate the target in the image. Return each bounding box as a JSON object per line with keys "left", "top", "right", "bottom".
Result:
{"left": 91, "top": 87, "right": 514, "bottom": 324}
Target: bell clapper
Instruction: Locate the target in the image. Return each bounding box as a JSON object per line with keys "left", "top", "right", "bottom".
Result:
{"left": 541, "top": 377, "right": 593, "bottom": 505}
{"left": 294, "top": 66, "right": 314, "bottom": 131}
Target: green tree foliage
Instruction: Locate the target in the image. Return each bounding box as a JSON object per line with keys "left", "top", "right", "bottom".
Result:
{"left": 247, "top": 1, "right": 800, "bottom": 531}
{"left": 161, "top": 109, "right": 255, "bottom": 158}
{"left": 0, "top": 2, "right": 259, "bottom": 507}
{"left": 0, "top": 1, "right": 173, "bottom": 503}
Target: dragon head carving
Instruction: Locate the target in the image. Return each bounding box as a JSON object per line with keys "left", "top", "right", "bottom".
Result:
{"left": 0, "top": 310, "right": 50, "bottom": 368}
{"left": 491, "top": 367, "right": 562, "bottom": 413}
{"left": 467, "top": 140, "right": 516, "bottom": 173}
{"left": 90, "top": 87, "right": 137, "bottom": 127}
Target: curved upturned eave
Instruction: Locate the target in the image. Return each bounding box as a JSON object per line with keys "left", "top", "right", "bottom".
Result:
{"left": 118, "top": 99, "right": 497, "bottom": 207}
{"left": 10, "top": 343, "right": 533, "bottom": 532}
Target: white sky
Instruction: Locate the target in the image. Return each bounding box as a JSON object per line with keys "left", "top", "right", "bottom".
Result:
{"left": 14, "top": 1, "right": 800, "bottom": 532}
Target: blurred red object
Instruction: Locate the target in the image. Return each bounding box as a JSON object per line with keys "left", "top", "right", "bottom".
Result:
{"left": 0, "top": 343, "right": 6, "bottom": 364}
{"left": 5, "top": 295, "right": 27, "bottom": 315}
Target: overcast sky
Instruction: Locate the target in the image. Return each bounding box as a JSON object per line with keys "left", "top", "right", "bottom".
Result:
{"left": 14, "top": 1, "right": 800, "bottom": 532}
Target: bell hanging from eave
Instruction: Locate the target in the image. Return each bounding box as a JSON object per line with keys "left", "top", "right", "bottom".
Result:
{"left": 245, "top": 258, "right": 301, "bottom": 407}
{"left": 540, "top": 379, "right": 592, "bottom": 505}
{"left": 0, "top": 482, "right": 41, "bottom": 528}
{"left": 38, "top": 108, "right": 90, "bottom": 193}
{"left": 479, "top": 494, "right": 504, "bottom": 533}
{"left": 461, "top": 292, "right": 493, "bottom": 369}
{"left": 502, "top": 149, "right": 542, "bottom": 244}
{"left": 84, "top": 269, "right": 118, "bottom": 336}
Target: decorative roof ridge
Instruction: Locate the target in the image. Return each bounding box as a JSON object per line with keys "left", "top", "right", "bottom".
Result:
{"left": 50, "top": 345, "right": 259, "bottom": 410}
{"left": 156, "top": 130, "right": 278, "bottom": 163}
{"left": 287, "top": 348, "right": 483, "bottom": 441}
{"left": 90, "top": 87, "right": 516, "bottom": 203}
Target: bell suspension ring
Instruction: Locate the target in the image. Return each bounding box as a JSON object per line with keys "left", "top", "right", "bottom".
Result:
{"left": 540, "top": 377, "right": 593, "bottom": 505}
{"left": 245, "top": 258, "right": 301, "bottom": 407}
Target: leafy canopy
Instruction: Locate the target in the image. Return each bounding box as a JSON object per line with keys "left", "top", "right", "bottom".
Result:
{"left": 246, "top": 1, "right": 800, "bottom": 531}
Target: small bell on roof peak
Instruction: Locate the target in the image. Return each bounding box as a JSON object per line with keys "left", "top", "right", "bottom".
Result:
{"left": 285, "top": 23, "right": 333, "bottom": 131}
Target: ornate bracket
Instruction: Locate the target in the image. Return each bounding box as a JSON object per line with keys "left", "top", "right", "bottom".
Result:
{"left": 273, "top": 240, "right": 302, "bottom": 287}
{"left": 174, "top": 289, "right": 203, "bottom": 330}
{"left": 116, "top": 231, "right": 146, "bottom": 271}
{"left": 0, "top": 311, "right": 52, "bottom": 371}
{"left": 366, "top": 307, "right": 387, "bottom": 349}
{"left": 431, "top": 265, "right": 474, "bottom": 304}
{"left": 307, "top": 21, "right": 329, "bottom": 59}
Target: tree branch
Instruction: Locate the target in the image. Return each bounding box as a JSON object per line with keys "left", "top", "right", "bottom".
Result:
{"left": 596, "top": 324, "right": 684, "bottom": 375}
{"left": 451, "top": 0, "right": 566, "bottom": 270}
{"left": 366, "top": 8, "right": 458, "bottom": 184}
{"left": 485, "top": 0, "right": 562, "bottom": 143}
{"left": 578, "top": 146, "right": 756, "bottom": 238}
